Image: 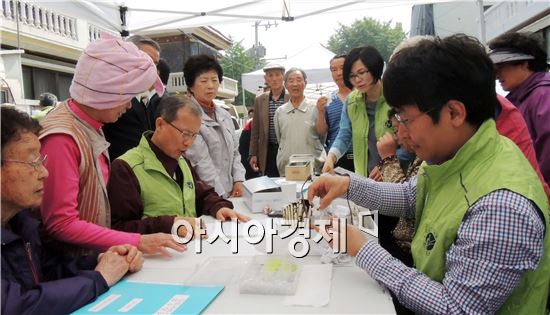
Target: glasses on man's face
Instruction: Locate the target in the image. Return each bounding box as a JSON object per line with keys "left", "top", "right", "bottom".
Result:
{"left": 164, "top": 119, "right": 198, "bottom": 141}
{"left": 349, "top": 69, "right": 370, "bottom": 82}
{"left": 394, "top": 107, "right": 437, "bottom": 129}
{"left": 2, "top": 154, "right": 48, "bottom": 171}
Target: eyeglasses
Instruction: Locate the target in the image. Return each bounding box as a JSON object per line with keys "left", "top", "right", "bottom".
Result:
{"left": 164, "top": 119, "right": 199, "bottom": 141}
{"left": 385, "top": 119, "right": 399, "bottom": 133}
{"left": 394, "top": 107, "right": 438, "bottom": 128}
{"left": 349, "top": 69, "right": 370, "bottom": 82}
{"left": 2, "top": 154, "right": 48, "bottom": 171}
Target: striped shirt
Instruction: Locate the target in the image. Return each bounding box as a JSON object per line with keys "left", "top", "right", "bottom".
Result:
{"left": 325, "top": 91, "right": 352, "bottom": 153}
{"left": 349, "top": 174, "right": 545, "bottom": 314}
{"left": 268, "top": 90, "right": 286, "bottom": 144}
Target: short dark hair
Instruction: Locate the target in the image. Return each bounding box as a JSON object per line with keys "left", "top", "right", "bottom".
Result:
{"left": 248, "top": 108, "right": 254, "bottom": 115}
{"left": 284, "top": 67, "right": 307, "bottom": 84}
{"left": 488, "top": 32, "right": 548, "bottom": 72}
{"left": 157, "top": 59, "right": 170, "bottom": 85}
{"left": 383, "top": 34, "right": 496, "bottom": 127}
{"left": 183, "top": 55, "right": 223, "bottom": 92}
{"left": 1, "top": 106, "right": 42, "bottom": 157}
{"left": 330, "top": 54, "right": 347, "bottom": 65}
{"left": 343, "top": 46, "right": 384, "bottom": 89}
{"left": 39, "top": 92, "right": 58, "bottom": 107}
{"left": 126, "top": 35, "right": 160, "bottom": 52}
{"left": 156, "top": 95, "right": 200, "bottom": 123}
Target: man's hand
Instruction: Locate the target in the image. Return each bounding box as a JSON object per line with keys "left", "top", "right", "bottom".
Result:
{"left": 322, "top": 153, "right": 337, "bottom": 174}
{"left": 368, "top": 166, "right": 382, "bottom": 182}
{"left": 249, "top": 156, "right": 259, "bottom": 172}
{"left": 333, "top": 224, "right": 368, "bottom": 257}
{"left": 138, "top": 233, "right": 187, "bottom": 257}
{"left": 230, "top": 182, "right": 244, "bottom": 197}
{"left": 95, "top": 251, "right": 129, "bottom": 287}
{"left": 216, "top": 207, "right": 251, "bottom": 222}
{"left": 316, "top": 96, "right": 328, "bottom": 113}
{"left": 307, "top": 174, "right": 350, "bottom": 209}
{"left": 173, "top": 217, "right": 204, "bottom": 238}
{"left": 376, "top": 132, "right": 398, "bottom": 159}
{"left": 105, "top": 244, "right": 143, "bottom": 273}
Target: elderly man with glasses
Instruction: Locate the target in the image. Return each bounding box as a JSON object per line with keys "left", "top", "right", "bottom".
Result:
{"left": 108, "top": 96, "right": 249, "bottom": 238}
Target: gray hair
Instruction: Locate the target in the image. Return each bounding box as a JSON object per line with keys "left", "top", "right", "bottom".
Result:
{"left": 126, "top": 34, "right": 160, "bottom": 52}
{"left": 157, "top": 95, "right": 200, "bottom": 122}
{"left": 390, "top": 35, "right": 435, "bottom": 63}
{"left": 284, "top": 67, "right": 307, "bottom": 84}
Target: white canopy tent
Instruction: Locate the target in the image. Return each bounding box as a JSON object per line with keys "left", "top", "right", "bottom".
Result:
{"left": 36, "top": 0, "right": 486, "bottom": 100}
{"left": 241, "top": 44, "right": 336, "bottom": 94}
{"left": 75, "top": 0, "right": 448, "bottom": 35}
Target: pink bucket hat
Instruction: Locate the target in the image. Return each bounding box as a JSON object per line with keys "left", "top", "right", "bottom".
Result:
{"left": 69, "top": 37, "right": 164, "bottom": 110}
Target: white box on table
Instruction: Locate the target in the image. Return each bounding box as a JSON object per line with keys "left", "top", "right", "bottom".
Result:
{"left": 242, "top": 176, "right": 296, "bottom": 213}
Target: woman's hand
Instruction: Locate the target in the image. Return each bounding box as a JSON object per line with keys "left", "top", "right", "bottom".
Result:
{"left": 230, "top": 182, "right": 244, "bottom": 197}
{"left": 138, "top": 233, "right": 187, "bottom": 257}
{"left": 376, "top": 132, "right": 398, "bottom": 159}
{"left": 322, "top": 153, "right": 337, "bottom": 174}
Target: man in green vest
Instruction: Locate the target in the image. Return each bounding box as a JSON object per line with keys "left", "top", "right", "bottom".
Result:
{"left": 108, "top": 95, "right": 249, "bottom": 238}
{"left": 308, "top": 34, "right": 550, "bottom": 314}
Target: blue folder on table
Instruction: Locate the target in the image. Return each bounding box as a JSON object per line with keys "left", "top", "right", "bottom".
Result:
{"left": 73, "top": 280, "right": 224, "bottom": 314}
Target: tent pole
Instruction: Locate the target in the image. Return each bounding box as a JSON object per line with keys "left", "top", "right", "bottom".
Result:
{"left": 477, "top": 0, "right": 486, "bottom": 43}
{"left": 242, "top": 83, "right": 246, "bottom": 107}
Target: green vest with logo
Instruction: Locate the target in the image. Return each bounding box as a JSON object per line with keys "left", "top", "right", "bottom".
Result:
{"left": 411, "top": 119, "right": 550, "bottom": 314}
{"left": 347, "top": 89, "right": 391, "bottom": 176}
{"left": 118, "top": 133, "right": 197, "bottom": 218}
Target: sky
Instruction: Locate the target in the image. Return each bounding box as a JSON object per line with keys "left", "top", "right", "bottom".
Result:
{"left": 219, "top": 3, "right": 413, "bottom": 61}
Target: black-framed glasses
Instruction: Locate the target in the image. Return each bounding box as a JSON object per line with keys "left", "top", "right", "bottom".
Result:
{"left": 2, "top": 154, "right": 48, "bottom": 171}
{"left": 349, "top": 69, "right": 370, "bottom": 82}
{"left": 164, "top": 119, "right": 199, "bottom": 141}
{"left": 394, "top": 107, "right": 438, "bottom": 129}
{"left": 385, "top": 119, "right": 398, "bottom": 133}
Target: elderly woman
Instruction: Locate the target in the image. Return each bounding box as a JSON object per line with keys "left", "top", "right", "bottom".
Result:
{"left": 39, "top": 37, "right": 186, "bottom": 257}
{"left": 183, "top": 55, "right": 245, "bottom": 198}
{"left": 322, "top": 46, "right": 392, "bottom": 177}
{"left": 488, "top": 32, "right": 550, "bottom": 186}
{"left": 1, "top": 106, "right": 143, "bottom": 314}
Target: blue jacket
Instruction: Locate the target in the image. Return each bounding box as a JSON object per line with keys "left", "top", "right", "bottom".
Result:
{"left": 1, "top": 209, "right": 109, "bottom": 315}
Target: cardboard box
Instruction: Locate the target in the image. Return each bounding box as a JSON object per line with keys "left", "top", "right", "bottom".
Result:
{"left": 285, "top": 161, "right": 311, "bottom": 181}
{"left": 242, "top": 176, "right": 296, "bottom": 213}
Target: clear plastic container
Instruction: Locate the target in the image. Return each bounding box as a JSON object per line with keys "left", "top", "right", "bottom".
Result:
{"left": 239, "top": 256, "right": 301, "bottom": 295}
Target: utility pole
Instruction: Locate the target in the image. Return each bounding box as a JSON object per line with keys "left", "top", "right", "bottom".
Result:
{"left": 251, "top": 20, "right": 277, "bottom": 68}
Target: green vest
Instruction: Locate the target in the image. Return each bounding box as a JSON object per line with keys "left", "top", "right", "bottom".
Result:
{"left": 412, "top": 119, "right": 550, "bottom": 314}
{"left": 118, "top": 133, "right": 197, "bottom": 218}
{"left": 347, "top": 89, "right": 391, "bottom": 176}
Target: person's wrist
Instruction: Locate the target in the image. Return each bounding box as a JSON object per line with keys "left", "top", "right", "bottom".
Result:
{"left": 378, "top": 155, "right": 397, "bottom": 169}
{"left": 379, "top": 150, "right": 395, "bottom": 159}
{"left": 327, "top": 153, "right": 336, "bottom": 164}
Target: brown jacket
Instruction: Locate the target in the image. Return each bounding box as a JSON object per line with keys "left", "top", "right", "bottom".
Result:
{"left": 249, "top": 91, "right": 290, "bottom": 173}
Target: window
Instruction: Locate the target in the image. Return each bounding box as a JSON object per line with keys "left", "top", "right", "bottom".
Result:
{"left": 22, "top": 65, "right": 73, "bottom": 100}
